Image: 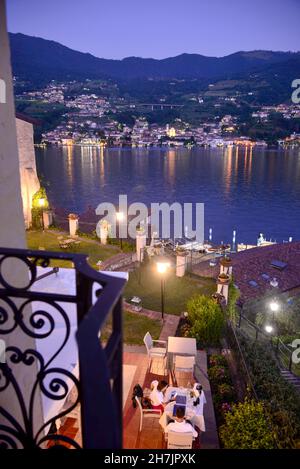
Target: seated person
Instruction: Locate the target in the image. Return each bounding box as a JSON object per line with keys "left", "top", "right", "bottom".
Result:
{"left": 149, "top": 380, "right": 173, "bottom": 412}
{"left": 165, "top": 406, "right": 198, "bottom": 438}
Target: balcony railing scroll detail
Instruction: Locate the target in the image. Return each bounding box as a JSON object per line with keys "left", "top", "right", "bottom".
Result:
{"left": 0, "top": 247, "right": 126, "bottom": 449}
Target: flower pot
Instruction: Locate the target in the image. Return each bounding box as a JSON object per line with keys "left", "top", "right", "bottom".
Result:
{"left": 176, "top": 249, "right": 188, "bottom": 257}
{"left": 220, "top": 257, "right": 232, "bottom": 267}
{"left": 218, "top": 274, "right": 230, "bottom": 284}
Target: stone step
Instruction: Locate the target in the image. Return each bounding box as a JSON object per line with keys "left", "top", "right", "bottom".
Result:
{"left": 280, "top": 370, "right": 300, "bottom": 392}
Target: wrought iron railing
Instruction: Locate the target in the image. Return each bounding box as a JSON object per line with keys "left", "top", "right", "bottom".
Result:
{"left": 0, "top": 246, "right": 126, "bottom": 449}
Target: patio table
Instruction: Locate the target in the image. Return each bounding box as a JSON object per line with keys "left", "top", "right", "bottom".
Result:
{"left": 159, "top": 386, "right": 206, "bottom": 432}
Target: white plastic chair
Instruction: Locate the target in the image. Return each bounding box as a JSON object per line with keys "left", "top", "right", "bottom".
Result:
{"left": 174, "top": 355, "right": 195, "bottom": 372}
{"left": 135, "top": 396, "right": 162, "bottom": 432}
{"left": 174, "top": 355, "right": 195, "bottom": 382}
{"left": 143, "top": 332, "right": 167, "bottom": 371}
{"left": 166, "top": 431, "right": 193, "bottom": 449}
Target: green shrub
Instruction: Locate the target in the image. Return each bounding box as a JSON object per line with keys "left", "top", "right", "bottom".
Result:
{"left": 267, "top": 407, "right": 297, "bottom": 449}
{"left": 208, "top": 365, "right": 230, "bottom": 385}
{"left": 187, "top": 295, "right": 224, "bottom": 346}
{"left": 226, "top": 281, "right": 240, "bottom": 323}
{"left": 219, "top": 399, "right": 276, "bottom": 449}
{"left": 218, "top": 383, "right": 236, "bottom": 401}
{"left": 238, "top": 334, "right": 300, "bottom": 443}
{"left": 209, "top": 353, "right": 227, "bottom": 367}
{"left": 213, "top": 383, "right": 236, "bottom": 409}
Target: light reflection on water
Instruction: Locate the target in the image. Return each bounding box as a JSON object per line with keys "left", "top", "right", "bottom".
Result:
{"left": 36, "top": 146, "right": 300, "bottom": 244}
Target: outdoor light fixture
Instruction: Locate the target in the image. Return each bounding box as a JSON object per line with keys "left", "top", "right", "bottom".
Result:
{"left": 156, "top": 259, "right": 170, "bottom": 320}
{"left": 265, "top": 325, "right": 274, "bottom": 334}
{"left": 156, "top": 261, "right": 169, "bottom": 274}
{"left": 270, "top": 301, "right": 279, "bottom": 312}
{"left": 39, "top": 198, "right": 46, "bottom": 230}
{"left": 269, "top": 299, "right": 280, "bottom": 323}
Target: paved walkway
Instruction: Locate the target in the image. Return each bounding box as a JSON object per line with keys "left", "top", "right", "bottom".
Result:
{"left": 124, "top": 301, "right": 180, "bottom": 342}
{"left": 195, "top": 351, "right": 220, "bottom": 449}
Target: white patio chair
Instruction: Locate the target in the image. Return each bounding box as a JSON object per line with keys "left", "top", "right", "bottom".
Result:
{"left": 143, "top": 332, "right": 167, "bottom": 371}
{"left": 166, "top": 430, "right": 194, "bottom": 449}
{"left": 174, "top": 355, "right": 195, "bottom": 381}
{"left": 135, "top": 396, "right": 162, "bottom": 432}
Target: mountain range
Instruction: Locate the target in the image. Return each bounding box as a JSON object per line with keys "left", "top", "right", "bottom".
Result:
{"left": 9, "top": 32, "right": 300, "bottom": 84}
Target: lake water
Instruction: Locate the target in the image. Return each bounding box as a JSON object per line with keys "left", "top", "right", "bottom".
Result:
{"left": 35, "top": 145, "right": 300, "bottom": 244}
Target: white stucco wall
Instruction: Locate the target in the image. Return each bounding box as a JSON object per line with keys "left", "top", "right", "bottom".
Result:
{"left": 0, "top": 0, "right": 43, "bottom": 447}
{"left": 16, "top": 118, "right": 40, "bottom": 227}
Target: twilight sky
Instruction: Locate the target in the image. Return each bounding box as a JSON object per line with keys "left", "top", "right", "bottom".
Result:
{"left": 7, "top": 0, "right": 300, "bottom": 59}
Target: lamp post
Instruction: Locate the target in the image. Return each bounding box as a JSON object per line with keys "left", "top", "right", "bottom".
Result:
{"left": 38, "top": 197, "right": 46, "bottom": 231}
{"left": 265, "top": 324, "right": 274, "bottom": 344}
{"left": 156, "top": 259, "right": 169, "bottom": 320}
{"left": 116, "top": 211, "right": 124, "bottom": 250}
{"left": 269, "top": 300, "right": 279, "bottom": 322}
{"left": 265, "top": 324, "right": 273, "bottom": 334}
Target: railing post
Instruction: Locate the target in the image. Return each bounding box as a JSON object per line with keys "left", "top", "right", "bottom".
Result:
{"left": 76, "top": 268, "right": 93, "bottom": 322}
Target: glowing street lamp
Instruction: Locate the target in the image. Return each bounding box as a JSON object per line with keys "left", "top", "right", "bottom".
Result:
{"left": 156, "top": 259, "right": 170, "bottom": 320}
{"left": 265, "top": 325, "right": 274, "bottom": 334}
{"left": 270, "top": 301, "right": 279, "bottom": 313}
{"left": 265, "top": 324, "right": 274, "bottom": 344}
{"left": 38, "top": 198, "right": 46, "bottom": 208}
{"left": 116, "top": 211, "right": 124, "bottom": 250}
{"left": 39, "top": 198, "right": 46, "bottom": 231}
{"left": 269, "top": 300, "right": 279, "bottom": 322}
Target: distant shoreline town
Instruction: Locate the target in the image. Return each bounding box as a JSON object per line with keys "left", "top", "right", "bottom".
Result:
{"left": 16, "top": 79, "right": 300, "bottom": 149}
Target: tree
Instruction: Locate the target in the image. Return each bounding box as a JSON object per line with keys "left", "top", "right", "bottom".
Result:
{"left": 187, "top": 295, "right": 224, "bottom": 346}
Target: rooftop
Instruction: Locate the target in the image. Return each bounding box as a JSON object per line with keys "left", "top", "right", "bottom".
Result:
{"left": 192, "top": 242, "right": 300, "bottom": 300}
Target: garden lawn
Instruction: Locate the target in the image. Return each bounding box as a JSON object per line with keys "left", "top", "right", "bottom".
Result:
{"left": 26, "top": 229, "right": 120, "bottom": 270}
{"left": 125, "top": 261, "right": 216, "bottom": 315}
{"left": 103, "top": 311, "right": 161, "bottom": 345}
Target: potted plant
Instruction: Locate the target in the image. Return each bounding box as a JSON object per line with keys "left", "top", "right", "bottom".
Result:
{"left": 220, "top": 255, "right": 232, "bottom": 267}
{"left": 136, "top": 226, "right": 145, "bottom": 236}
{"left": 218, "top": 272, "right": 230, "bottom": 284}
{"left": 68, "top": 213, "right": 79, "bottom": 220}
{"left": 176, "top": 246, "right": 188, "bottom": 256}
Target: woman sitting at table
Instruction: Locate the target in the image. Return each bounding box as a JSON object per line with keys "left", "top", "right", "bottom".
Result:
{"left": 165, "top": 406, "right": 198, "bottom": 438}
{"left": 149, "top": 380, "right": 172, "bottom": 413}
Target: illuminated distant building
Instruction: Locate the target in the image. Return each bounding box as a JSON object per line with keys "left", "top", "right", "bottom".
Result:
{"left": 61, "top": 138, "right": 74, "bottom": 146}
{"left": 166, "top": 126, "right": 176, "bottom": 138}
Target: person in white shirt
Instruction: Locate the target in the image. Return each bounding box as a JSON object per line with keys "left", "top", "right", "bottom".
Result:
{"left": 149, "top": 380, "right": 173, "bottom": 413}
{"left": 165, "top": 406, "right": 198, "bottom": 438}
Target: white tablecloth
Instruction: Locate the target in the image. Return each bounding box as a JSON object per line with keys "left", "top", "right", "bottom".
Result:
{"left": 159, "top": 386, "right": 206, "bottom": 432}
